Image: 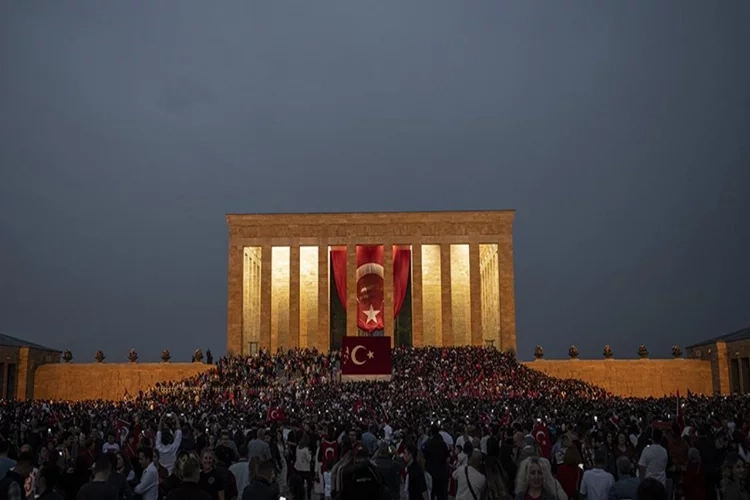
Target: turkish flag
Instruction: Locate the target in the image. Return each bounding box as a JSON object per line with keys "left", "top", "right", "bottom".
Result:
{"left": 533, "top": 422, "right": 552, "bottom": 459}
{"left": 320, "top": 438, "right": 338, "bottom": 468}
{"left": 267, "top": 406, "right": 286, "bottom": 422}
{"left": 356, "top": 245, "right": 385, "bottom": 332}
{"left": 341, "top": 336, "right": 392, "bottom": 376}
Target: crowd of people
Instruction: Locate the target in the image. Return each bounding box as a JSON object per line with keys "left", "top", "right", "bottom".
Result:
{"left": 0, "top": 346, "right": 748, "bottom": 500}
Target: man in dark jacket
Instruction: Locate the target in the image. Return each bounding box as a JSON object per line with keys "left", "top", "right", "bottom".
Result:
{"left": 0, "top": 450, "right": 34, "bottom": 500}
{"left": 372, "top": 444, "right": 403, "bottom": 500}
{"left": 166, "top": 456, "right": 211, "bottom": 500}
{"left": 242, "top": 460, "right": 279, "bottom": 500}
{"left": 422, "top": 426, "right": 449, "bottom": 500}
{"left": 341, "top": 448, "right": 383, "bottom": 500}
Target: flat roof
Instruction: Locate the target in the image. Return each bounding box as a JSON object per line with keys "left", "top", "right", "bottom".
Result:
{"left": 227, "top": 209, "right": 515, "bottom": 226}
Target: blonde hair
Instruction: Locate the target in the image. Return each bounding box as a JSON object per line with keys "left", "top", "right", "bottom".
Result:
{"left": 515, "top": 457, "right": 557, "bottom": 495}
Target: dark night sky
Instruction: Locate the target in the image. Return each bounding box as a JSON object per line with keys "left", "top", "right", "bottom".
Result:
{"left": 1, "top": 2, "right": 749, "bottom": 362}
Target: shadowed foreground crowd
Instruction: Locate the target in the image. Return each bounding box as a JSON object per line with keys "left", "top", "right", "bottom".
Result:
{"left": 0, "top": 346, "right": 749, "bottom": 500}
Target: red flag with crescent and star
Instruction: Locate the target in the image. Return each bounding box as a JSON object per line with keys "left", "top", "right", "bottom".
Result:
{"left": 356, "top": 245, "right": 385, "bottom": 332}
{"left": 320, "top": 438, "right": 338, "bottom": 469}
{"left": 341, "top": 336, "right": 392, "bottom": 376}
{"left": 533, "top": 422, "right": 552, "bottom": 459}
{"left": 266, "top": 406, "right": 286, "bottom": 422}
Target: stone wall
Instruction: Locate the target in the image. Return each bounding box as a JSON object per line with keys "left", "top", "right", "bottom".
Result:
{"left": 33, "top": 363, "right": 214, "bottom": 401}
{"left": 523, "top": 359, "right": 714, "bottom": 398}
{"left": 31, "top": 358, "right": 714, "bottom": 401}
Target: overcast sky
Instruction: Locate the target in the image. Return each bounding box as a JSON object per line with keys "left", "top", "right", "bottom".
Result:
{"left": 1, "top": 2, "right": 749, "bottom": 362}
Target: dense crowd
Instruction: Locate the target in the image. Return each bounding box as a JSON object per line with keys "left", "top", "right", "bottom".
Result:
{"left": 0, "top": 346, "right": 748, "bottom": 500}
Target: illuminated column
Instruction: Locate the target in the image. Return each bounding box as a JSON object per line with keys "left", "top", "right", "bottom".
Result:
{"left": 317, "top": 246, "right": 330, "bottom": 351}
{"left": 226, "top": 242, "right": 243, "bottom": 355}
{"left": 411, "top": 243, "right": 424, "bottom": 347}
{"left": 2, "top": 362, "right": 8, "bottom": 399}
{"left": 346, "top": 245, "right": 357, "bottom": 336}
{"left": 497, "top": 238, "right": 516, "bottom": 353}
{"left": 469, "top": 243, "right": 482, "bottom": 345}
{"left": 383, "top": 243, "right": 394, "bottom": 345}
{"left": 289, "top": 245, "right": 300, "bottom": 349}
{"left": 440, "top": 243, "right": 453, "bottom": 346}
{"left": 17, "top": 347, "right": 29, "bottom": 400}
{"left": 260, "top": 245, "right": 272, "bottom": 351}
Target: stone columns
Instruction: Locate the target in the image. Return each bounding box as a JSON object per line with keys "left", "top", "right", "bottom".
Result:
{"left": 440, "top": 243, "right": 453, "bottom": 346}
{"left": 1, "top": 362, "right": 8, "bottom": 399}
{"left": 715, "top": 341, "right": 730, "bottom": 394}
{"left": 469, "top": 243, "right": 482, "bottom": 345}
{"left": 411, "top": 243, "right": 423, "bottom": 347}
{"left": 226, "top": 242, "right": 243, "bottom": 355}
{"left": 346, "top": 245, "right": 357, "bottom": 336}
{"left": 383, "top": 243, "right": 394, "bottom": 345}
{"left": 317, "top": 245, "right": 330, "bottom": 352}
{"left": 498, "top": 236, "right": 517, "bottom": 353}
{"left": 289, "top": 246, "right": 300, "bottom": 349}
{"left": 17, "top": 347, "right": 29, "bottom": 400}
{"left": 260, "top": 245, "right": 272, "bottom": 351}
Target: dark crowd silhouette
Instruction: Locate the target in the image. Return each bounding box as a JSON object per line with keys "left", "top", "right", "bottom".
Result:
{"left": 0, "top": 346, "right": 748, "bottom": 500}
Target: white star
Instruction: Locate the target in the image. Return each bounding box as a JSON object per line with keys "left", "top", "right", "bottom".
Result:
{"left": 367, "top": 350, "right": 375, "bottom": 359}
{"left": 362, "top": 304, "right": 380, "bottom": 324}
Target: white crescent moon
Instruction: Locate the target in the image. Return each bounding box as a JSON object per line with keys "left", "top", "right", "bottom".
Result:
{"left": 356, "top": 263, "right": 384, "bottom": 281}
{"left": 351, "top": 345, "right": 367, "bottom": 366}
{"left": 325, "top": 448, "right": 335, "bottom": 458}
{"left": 270, "top": 409, "right": 279, "bottom": 420}
{"left": 535, "top": 430, "right": 546, "bottom": 444}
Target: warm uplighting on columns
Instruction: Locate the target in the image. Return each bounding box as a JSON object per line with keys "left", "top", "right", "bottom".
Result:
{"left": 271, "top": 246, "right": 291, "bottom": 352}
{"left": 299, "top": 246, "right": 319, "bottom": 349}
{"left": 450, "top": 244, "right": 471, "bottom": 346}
{"left": 421, "top": 245, "right": 442, "bottom": 346}
{"left": 243, "top": 247, "right": 262, "bottom": 354}
{"left": 480, "top": 244, "right": 501, "bottom": 348}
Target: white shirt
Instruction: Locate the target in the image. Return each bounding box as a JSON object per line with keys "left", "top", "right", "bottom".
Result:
{"left": 439, "top": 431, "right": 454, "bottom": 448}
{"left": 102, "top": 442, "right": 121, "bottom": 454}
{"left": 638, "top": 444, "right": 668, "bottom": 485}
{"left": 155, "top": 429, "right": 183, "bottom": 474}
{"left": 134, "top": 462, "right": 159, "bottom": 500}
{"left": 580, "top": 468, "right": 614, "bottom": 500}
{"left": 452, "top": 465, "right": 486, "bottom": 500}
{"left": 229, "top": 460, "right": 250, "bottom": 494}
{"left": 295, "top": 447, "right": 312, "bottom": 472}
{"left": 383, "top": 424, "right": 393, "bottom": 442}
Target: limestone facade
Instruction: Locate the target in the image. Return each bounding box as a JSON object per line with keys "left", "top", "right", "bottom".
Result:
{"left": 226, "top": 211, "right": 517, "bottom": 355}
{"left": 524, "top": 359, "right": 714, "bottom": 398}
{"left": 32, "top": 359, "right": 712, "bottom": 400}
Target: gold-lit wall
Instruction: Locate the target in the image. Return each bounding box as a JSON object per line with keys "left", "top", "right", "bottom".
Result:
{"left": 299, "top": 246, "right": 319, "bottom": 349}
{"left": 450, "top": 244, "right": 471, "bottom": 346}
{"left": 422, "top": 245, "right": 443, "bottom": 346}
{"left": 242, "top": 247, "right": 262, "bottom": 352}
{"left": 271, "top": 246, "right": 290, "bottom": 352}
{"left": 480, "top": 244, "right": 501, "bottom": 347}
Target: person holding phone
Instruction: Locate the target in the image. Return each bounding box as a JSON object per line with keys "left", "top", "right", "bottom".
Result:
{"left": 157, "top": 412, "right": 183, "bottom": 475}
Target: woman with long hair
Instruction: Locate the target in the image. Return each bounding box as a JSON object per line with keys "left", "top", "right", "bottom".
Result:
{"left": 721, "top": 453, "right": 749, "bottom": 500}
{"left": 515, "top": 457, "right": 567, "bottom": 500}
{"left": 484, "top": 459, "right": 511, "bottom": 500}
{"left": 115, "top": 451, "right": 136, "bottom": 485}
